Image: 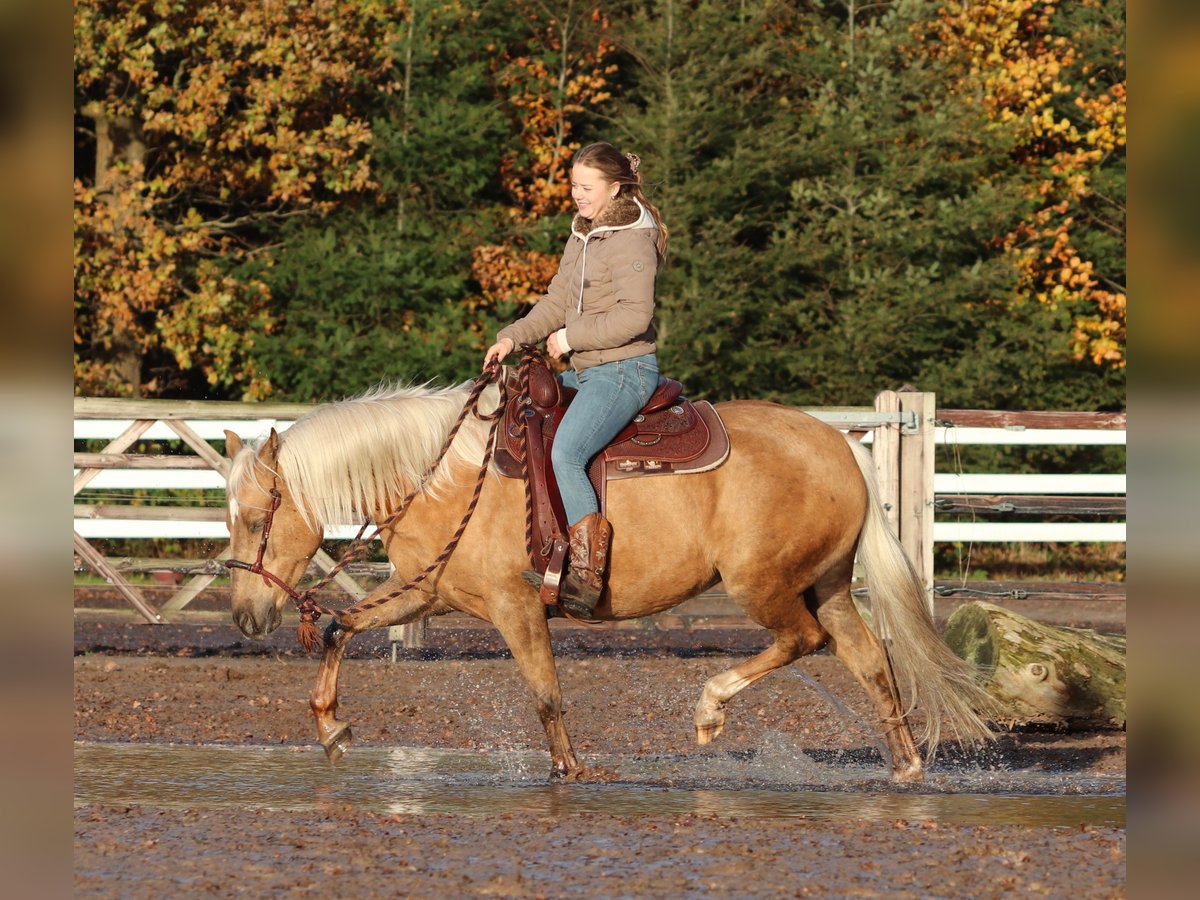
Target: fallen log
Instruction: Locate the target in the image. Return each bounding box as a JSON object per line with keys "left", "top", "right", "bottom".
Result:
{"left": 942, "top": 601, "right": 1125, "bottom": 729}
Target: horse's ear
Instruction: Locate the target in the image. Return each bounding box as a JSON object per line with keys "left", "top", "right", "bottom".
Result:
{"left": 224, "top": 430, "right": 243, "bottom": 459}
{"left": 259, "top": 428, "right": 280, "bottom": 468}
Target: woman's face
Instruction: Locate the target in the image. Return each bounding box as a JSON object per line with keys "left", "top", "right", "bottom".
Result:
{"left": 571, "top": 164, "right": 619, "bottom": 221}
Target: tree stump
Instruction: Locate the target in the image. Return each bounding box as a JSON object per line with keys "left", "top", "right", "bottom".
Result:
{"left": 942, "top": 601, "right": 1126, "bottom": 729}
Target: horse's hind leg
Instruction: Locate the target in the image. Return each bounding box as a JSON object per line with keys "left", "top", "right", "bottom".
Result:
{"left": 694, "top": 591, "right": 828, "bottom": 745}
{"left": 811, "top": 568, "right": 924, "bottom": 783}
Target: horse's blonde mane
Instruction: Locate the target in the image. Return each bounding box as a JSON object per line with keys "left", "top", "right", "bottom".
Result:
{"left": 227, "top": 380, "right": 498, "bottom": 530}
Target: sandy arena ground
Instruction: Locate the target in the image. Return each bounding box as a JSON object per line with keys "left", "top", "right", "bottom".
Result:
{"left": 74, "top": 617, "right": 1125, "bottom": 897}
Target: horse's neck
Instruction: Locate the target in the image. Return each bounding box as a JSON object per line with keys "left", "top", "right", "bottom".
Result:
{"left": 377, "top": 461, "right": 475, "bottom": 526}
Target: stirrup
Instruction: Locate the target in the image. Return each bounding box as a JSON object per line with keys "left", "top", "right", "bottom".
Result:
{"left": 558, "top": 576, "right": 601, "bottom": 618}
{"left": 560, "top": 595, "right": 599, "bottom": 618}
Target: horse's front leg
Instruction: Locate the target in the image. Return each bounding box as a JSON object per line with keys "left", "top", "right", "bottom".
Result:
{"left": 311, "top": 620, "right": 354, "bottom": 762}
{"left": 310, "top": 581, "right": 444, "bottom": 763}
{"left": 490, "top": 597, "right": 581, "bottom": 781}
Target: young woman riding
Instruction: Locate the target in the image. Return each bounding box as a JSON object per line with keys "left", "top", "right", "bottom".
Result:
{"left": 483, "top": 142, "right": 669, "bottom": 618}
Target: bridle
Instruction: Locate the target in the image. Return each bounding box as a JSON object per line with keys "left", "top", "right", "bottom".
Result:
{"left": 225, "top": 363, "right": 507, "bottom": 652}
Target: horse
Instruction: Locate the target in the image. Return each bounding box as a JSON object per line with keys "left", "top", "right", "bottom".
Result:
{"left": 222, "top": 377, "right": 992, "bottom": 783}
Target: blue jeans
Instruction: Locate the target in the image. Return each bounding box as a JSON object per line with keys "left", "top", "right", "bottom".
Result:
{"left": 553, "top": 354, "right": 659, "bottom": 526}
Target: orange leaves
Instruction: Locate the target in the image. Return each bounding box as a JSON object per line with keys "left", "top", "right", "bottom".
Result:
{"left": 119, "top": 2, "right": 387, "bottom": 207}
{"left": 932, "top": 2, "right": 1077, "bottom": 149}
{"left": 933, "top": 0, "right": 1125, "bottom": 369}
{"left": 1076, "top": 81, "right": 1126, "bottom": 157}
{"left": 493, "top": 3, "right": 616, "bottom": 220}
{"left": 471, "top": 245, "right": 561, "bottom": 311}
{"left": 460, "top": 2, "right": 615, "bottom": 334}
{"left": 157, "top": 263, "right": 276, "bottom": 399}
{"left": 74, "top": 0, "right": 398, "bottom": 396}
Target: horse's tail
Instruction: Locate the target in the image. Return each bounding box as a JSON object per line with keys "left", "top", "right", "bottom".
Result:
{"left": 845, "top": 437, "right": 994, "bottom": 755}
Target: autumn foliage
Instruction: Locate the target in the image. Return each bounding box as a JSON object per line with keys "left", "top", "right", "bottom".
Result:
{"left": 74, "top": 0, "right": 397, "bottom": 397}
{"left": 932, "top": 1, "right": 1126, "bottom": 367}
{"left": 74, "top": 1, "right": 1125, "bottom": 408}
{"left": 470, "top": 3, "right": 616, "bottom": 330}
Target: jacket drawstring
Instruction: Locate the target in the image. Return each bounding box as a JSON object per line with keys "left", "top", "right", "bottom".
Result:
{"left": 576, "top": 238, "right": 590, "bottom": 313}
{"left": 572, "top": 198, "right": 652, "bottom": 314}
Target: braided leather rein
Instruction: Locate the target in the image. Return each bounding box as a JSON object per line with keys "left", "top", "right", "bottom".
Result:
{"left": 226, "top": 364, "right": 507, "bottom": 653}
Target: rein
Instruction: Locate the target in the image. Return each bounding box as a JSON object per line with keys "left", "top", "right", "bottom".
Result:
{"left": 226, "top": 364, "right": 506, "bottom": 653}
{"left": 513, "top": 348, "right": 541, "bottom": 565}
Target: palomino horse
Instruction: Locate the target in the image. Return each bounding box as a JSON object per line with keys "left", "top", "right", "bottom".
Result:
{"left": 223, "top": 379, "right": 991, "bottom": 782}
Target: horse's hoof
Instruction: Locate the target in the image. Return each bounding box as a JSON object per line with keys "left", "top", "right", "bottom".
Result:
{"left": 322, "top": 724, "right": 353, "bottom": 764}
{"left": 695, "top": 721, "right": 724, "bottom": 745}
{"left": 890, "top": 760, "right": 924, "bottom": 784}
{"left": 554, "top": 765, "right": 585, "bottom": 782}
{"left": 549, "top": 755, "right": 584, "bottom": 781}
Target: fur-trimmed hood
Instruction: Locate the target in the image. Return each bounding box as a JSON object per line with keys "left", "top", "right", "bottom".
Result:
{"left": 571, "top": 195, "right": 655, "bottom": 241}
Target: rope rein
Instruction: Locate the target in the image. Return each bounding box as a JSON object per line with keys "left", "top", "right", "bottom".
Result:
{"left": 227, "top": 364, "right": 507, "bottom": 653}
{"left": 515, "top": 349, "right": 539, "bottom": 564}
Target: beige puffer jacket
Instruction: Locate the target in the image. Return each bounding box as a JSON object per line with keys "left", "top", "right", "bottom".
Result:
{"left": 496, "top": 195, "right": 658, "bottom": 372}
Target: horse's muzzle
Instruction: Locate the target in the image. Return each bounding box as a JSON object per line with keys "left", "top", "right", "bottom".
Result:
{"left": 232, "top": 601, "right": 281, "bottom": 639}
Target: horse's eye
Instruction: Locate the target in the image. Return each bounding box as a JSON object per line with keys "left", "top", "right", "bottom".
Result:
{"left": 247, "top": 518, "right": 265, "bottom": 534}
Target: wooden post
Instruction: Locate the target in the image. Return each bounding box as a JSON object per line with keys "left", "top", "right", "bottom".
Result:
{"left": 872, "top": 390, "right": 901, "bottom": 538}
{"left": 389, "top": 621, "right": 426, "bottom": 658}
{"left": 898, "top": 389, "right": 936, "bottom": 615}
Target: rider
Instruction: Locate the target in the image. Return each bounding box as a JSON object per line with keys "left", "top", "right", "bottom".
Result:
{"left": 484, "top": 142, "right": 669, "bottom": 617}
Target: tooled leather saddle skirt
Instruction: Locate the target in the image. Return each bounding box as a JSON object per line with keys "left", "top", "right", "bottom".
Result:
{"left": 492, "top": 354, "right": 730, "bottom": 594}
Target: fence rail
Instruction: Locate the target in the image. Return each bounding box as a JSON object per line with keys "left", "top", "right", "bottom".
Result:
{"left": 74, "top": 393, "right": 1125, "bottom": 634}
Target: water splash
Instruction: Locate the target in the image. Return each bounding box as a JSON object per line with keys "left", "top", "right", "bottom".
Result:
{"left": 74, "top": 742, "right": 1125, "bottom": 826}
{"left": 791, "top": 668, "right": 893, "bottom": 770}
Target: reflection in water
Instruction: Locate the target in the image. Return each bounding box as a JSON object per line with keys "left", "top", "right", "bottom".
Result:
{"left": 73, "top": 742, "right": 1125, "bottom": 828}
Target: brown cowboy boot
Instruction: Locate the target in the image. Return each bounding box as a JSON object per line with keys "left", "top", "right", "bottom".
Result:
{"left": 558, "top": 513, "right": 613, "bottom": 618}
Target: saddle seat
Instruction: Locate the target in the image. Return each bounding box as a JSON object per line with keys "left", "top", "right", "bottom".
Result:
{"left": 493, "top": 354, "right": 730, "bottom": 601}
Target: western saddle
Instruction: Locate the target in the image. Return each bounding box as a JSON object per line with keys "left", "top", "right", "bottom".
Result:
{"left": 492, "top": 350, "right": 730, "bottom": 608}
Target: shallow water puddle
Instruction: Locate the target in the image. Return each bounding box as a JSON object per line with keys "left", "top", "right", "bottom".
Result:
{"left": 74, "top": 742, "right": 1124, "bottom": 827}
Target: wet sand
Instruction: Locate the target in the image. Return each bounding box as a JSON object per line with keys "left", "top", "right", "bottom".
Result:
{"left": 75, "top": 805, "right": 1125, "bottom": 898}
{"left": 74, "top": 623, "right": 1125, "bottom": 897}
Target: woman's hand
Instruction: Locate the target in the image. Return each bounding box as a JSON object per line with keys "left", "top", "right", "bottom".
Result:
{"left": 546, "top": 330, "right": 568, "bottom": 360}
{"left": 483, "top": 337, "right": 515, "bottom": 369}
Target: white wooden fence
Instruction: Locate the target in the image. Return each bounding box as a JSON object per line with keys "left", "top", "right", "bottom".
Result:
{"left": 73, "top": 393, "right": 1126, "bottom": 629}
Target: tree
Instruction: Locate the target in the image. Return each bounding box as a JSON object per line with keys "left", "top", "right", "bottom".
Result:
{"left": 606, "top": 0, "right": 820, "bottom": 398}
{"left": 606, "top": 0, "right": 1121, "bottom": 410}
{"left": 931, "top": 0, "right": 1126, "bottom": 371}
{"left": 246, "top": 1, "right": 620, "bottom": 399}
{"left": 74, "top": 0, "right": 397, "bottom": 398}
{"left": 73, "top": 0, "right": 1125, "bottom": 412}
{"left": 468, "top": 1, "right": 618, "bottom": 347}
